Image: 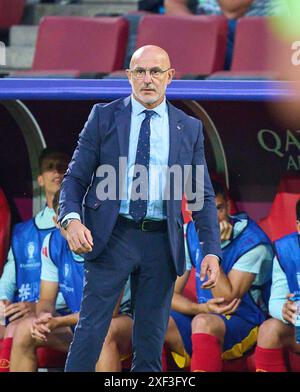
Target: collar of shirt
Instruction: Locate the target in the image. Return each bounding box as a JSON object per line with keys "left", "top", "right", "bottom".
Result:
{"left": 131, "top": 95, "right": 166, "bottom": 118}
{"left": 35, "top": 205, "right": 55, "bottom": 229}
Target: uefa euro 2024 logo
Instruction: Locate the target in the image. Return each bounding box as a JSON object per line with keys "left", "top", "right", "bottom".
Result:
{"left": 0, "top": 42, "right": 5, "bottom": 66}
{"left": 27, "top": 242, "right": 35, "bottom": 259}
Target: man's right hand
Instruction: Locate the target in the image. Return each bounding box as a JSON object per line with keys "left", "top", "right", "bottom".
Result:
{"left": 65, "top": 220, "right": 94, "bottom": 254}
{"left": 282, "top": 293, "right": 297, "bottom": 324}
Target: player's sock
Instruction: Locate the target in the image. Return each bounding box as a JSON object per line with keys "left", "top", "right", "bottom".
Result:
{"left": 0, "top": 337, "right": 13, "bottom": 372}
{"left": 191, "top": 333, "right": 222, "bottom": 372}
{"left": 288, "top": 350, "right": 300, "bottom": 372}
{"left": 162, "top": 345, "right": 168, "bottom": 372}
{"left": 255, "top": 345, "right": 287, "bottom": 372}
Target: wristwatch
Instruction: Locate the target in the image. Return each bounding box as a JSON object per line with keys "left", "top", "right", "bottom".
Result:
{"left": 61, "top": 218, "right": 77, "bottom": 230}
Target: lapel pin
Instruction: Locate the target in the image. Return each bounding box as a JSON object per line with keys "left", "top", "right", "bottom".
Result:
{"left": 177, "top": 125, "right": 181, "bottom": 130}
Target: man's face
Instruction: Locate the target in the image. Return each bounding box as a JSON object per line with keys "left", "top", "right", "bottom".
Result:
{"left": 37, "top": 155, "right": 68, "bottom": 195}
{"left": 126, "top": 49, "right": 175, "bottom": 108}
{"left": 215, "top": 194, "right": 230, "bottom": 223}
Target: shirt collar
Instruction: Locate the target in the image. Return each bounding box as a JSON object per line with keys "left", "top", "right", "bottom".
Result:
{"left": 131, "top": 95, "right": 166, "bottom": 118}
{"left": 40, "top": 204, "right": 54, "bottom": 217}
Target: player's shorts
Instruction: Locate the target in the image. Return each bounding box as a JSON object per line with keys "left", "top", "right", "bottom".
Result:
{"left": 170, "top": 310, "right": 259, "bottom": 368}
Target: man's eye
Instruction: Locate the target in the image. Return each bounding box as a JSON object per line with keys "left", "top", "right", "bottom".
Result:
{"left": 151, "top": 69, "right": 160, "bottom": 75}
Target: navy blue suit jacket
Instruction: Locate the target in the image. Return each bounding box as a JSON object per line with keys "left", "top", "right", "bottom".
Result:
{"left": 58, "top": 96, "right": 221, "bottom": 276}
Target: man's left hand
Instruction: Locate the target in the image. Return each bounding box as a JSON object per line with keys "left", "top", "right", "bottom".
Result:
{"left": 200, "top": 255, "right": 220, "bottom": 289}
{"left": 37, "top": 313, "right": 58, "bottom": 332}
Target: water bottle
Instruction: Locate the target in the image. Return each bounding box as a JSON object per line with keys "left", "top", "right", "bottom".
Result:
{"left": 295, "top": 299, "right": 300, "bottom": 344}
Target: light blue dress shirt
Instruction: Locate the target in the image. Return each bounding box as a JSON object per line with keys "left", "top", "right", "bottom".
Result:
{"left": 119, "top": 95, "right": 170, "bottom": 220}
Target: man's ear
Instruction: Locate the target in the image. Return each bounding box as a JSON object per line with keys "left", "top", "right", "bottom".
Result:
{"left": 37, "top": 174, "right": 44, "bottom": 187}
{"left": 167, "top": 69, "right": 175, "bottom": 84}
{"left": 126, "top": 69, "right": 132, "bottom": 84}
{"left": 296, "top": 220, "right": 300, "bottom": 234}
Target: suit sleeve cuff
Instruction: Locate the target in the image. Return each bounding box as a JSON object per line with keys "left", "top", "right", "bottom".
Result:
{"left": 61, "top": 213, "right": 81, "bottom": 225}
{"left": 205, "top": 254, "right": 220, "bottom": 263}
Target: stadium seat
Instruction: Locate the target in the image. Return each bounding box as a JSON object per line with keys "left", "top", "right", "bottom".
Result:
{"left": 210, "top": 17, "right": 290, "bottom": 79}
{"left": 0, "top": 0, "right": 25, "bottom": 29}
{"left": 134, "top": 15, "right": 228, "bottom": 79}
{"left": 0, "top": 187, "right": 11, "bottom": 275}
{"left": 258, "top": 175, "right": 300, "bottom": 242}
{"left": 11, "top": 16, "right": 129, "bottom": 78}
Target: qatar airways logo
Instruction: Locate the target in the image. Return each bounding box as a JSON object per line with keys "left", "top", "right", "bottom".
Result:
{"left": 258, "top": 129, "right": 300, "bottom": 170}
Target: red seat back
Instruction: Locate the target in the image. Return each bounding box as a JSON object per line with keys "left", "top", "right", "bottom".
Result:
{"left": 231, "top": 17, "right": 290, "bottom": 73}
{"left": 0, "top": 188, "right": 11, "bottom": 276}
{"left": 258, "top": 175, "right": 300, "bottom": 242}
{"left": 32, "top": 16, "right": 129, "bottom": 73}
{"left": 136, "top": 15, "right": 228, "bottom": 77}
{"left": 0, "top": 0, "right": 25, "bottom": 29}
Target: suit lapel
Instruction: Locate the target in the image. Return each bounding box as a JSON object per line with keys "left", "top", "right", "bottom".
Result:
{"left": 115, "top": 96, "right": 132, "bottom": 157}
{"left": 168, "top": 101, "right": 184, "bottom": 167}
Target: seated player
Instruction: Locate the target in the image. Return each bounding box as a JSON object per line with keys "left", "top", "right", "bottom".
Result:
{"left": 164, "top": 180, "right": 274, "bottom": 371}
{"left": 9, "top": 190, "right": 84, "bottom": 371}
{"left": 10, "top": 190, "right": 131, "bottom": 372}
{"left": 255, "top": 198, "right": 300, "bottom": 372}
{"left": 0, "top": 148, "right": 69, "bottom": 371}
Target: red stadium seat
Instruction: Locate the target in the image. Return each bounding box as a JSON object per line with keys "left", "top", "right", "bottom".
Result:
{"left": 210, "top": 17, "right": 291, "bottom": 79}
{"left": 135, "top": 15, "right": 228, "bottom": 78}
{"left": 0, "top": 187, "right": 11, "bottom": 276}
{"left": 258, "top": 175, "right": 300, "bottom": 242}
{"left": 0, "top": 0, "right": 25, "bottom": 29}
{"left": 12, "top": 16, "right": 129, "bottom": 78}
{"left": 230, "top": 17, "right": 277, "bottom": 73}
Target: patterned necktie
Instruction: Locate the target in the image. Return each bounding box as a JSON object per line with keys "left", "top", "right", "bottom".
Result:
{"left": 129, "top": 110, "right": 155, "bottom": 222}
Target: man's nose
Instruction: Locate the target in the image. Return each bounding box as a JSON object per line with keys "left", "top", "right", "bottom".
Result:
{"left": 143, "top": 70, "right": 152, "bottom": 83}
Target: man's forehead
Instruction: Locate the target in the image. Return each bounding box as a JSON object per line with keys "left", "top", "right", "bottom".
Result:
{"left": 42, "top": 155, "right": 68, "bottom": 164}
{"left": 131, "top": 52, "right": 169, "bottom": 68}
{"left": 215, "top": 194, "right": 226, "bottom": 204}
